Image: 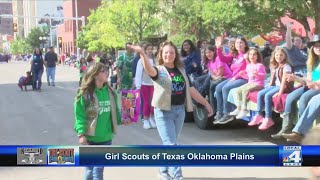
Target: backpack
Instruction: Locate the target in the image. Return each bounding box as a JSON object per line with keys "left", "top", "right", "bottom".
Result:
{"left": 32, "top": 55, "right": 43, "bottom": 70}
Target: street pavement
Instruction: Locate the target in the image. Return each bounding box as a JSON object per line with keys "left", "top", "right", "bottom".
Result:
{"left": 0, "top": 61, "right": 312, "bottom": 180}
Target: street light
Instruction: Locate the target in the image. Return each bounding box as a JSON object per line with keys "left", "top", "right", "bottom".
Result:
{"left": 39, "top": 36, "right": 47, "bottom": 51}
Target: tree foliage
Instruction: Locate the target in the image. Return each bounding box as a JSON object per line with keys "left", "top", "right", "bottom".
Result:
{"left": 10, "top": 36, "right": 31, "bottom": 55}
{"left": 25, "top": 27, "right": 49, "bottom": 49}
{"left": 165, "top": 0, "right": 320, "bottom": 42}
{"left": 78, "top": 0, "right": 162, "bottom": 52}
{"left": 77, "top": 0, "right": 320, "bottom": 50}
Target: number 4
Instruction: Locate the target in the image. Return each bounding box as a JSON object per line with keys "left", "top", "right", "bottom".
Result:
{"left": 289, "top": 151, "right": 301, "bottom": 163}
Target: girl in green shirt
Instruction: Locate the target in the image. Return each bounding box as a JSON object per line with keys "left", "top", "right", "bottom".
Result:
{"left": 74, "top": 63, "right": 121, "bottom": 180}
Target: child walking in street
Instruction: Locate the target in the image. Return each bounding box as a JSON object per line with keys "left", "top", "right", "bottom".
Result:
{"left": 230, "top": 48, "right": 266, "bottom": 119}
{"left": 249, "top": 47, "right": 294, "bottom": 130}
{"left": 74, "top": 63, "right": 121, "bottom": 180}
{"left": 135, "top": 43, "right": 157, "bottom": 129}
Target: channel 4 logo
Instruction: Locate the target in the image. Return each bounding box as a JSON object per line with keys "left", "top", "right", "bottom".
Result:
{"left": 17, "top": 148, "right": 47, "bottom": 165}
{"left": 282, "top": 146, "right": 302, "bottom": 166}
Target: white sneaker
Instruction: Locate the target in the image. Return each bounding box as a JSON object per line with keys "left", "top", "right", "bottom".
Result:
{"left": 149, "top": 116, "right": 157, "bottom": 128}
{"left": 229, "top": 109, "right": 241, "bottom": 116}
{"left": 236, "top": 110, "right": 249, "bottom": 119}
{"left": 143, "top": 120, "right": 151, "bottom": 129}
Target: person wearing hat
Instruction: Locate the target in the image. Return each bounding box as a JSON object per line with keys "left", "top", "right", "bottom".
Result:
{"left": 44, "top": 46, "right": 58, "bottom": 86}
{"left": 260, "top": 41, "right": 272, "bottom": 59}
{"left": 285, "top": 23, "right": 308, "bottom": 76}
{"left": 270, "top": 35, "right": 320, "bottom": 139}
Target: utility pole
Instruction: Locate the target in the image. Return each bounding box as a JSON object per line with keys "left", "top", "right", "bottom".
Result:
{"left": 75, "top": 0, "right": 79, "bottom": 59}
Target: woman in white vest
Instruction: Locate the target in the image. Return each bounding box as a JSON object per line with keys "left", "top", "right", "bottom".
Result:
{"left": 129, "top": 41, "right": 213, "bottom": 180}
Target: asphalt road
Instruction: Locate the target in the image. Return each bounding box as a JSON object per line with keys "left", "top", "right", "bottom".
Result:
{"left": 0, "top": 61, "right": 311, "bottom": 180}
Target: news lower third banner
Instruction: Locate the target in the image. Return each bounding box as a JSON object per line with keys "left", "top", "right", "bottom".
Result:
{"left": 0, "top": 145, "right": 317, "bottom": 166}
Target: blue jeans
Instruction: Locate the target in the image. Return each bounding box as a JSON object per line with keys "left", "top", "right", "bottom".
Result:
{"left": 32, "top": 68, "right": 43, "bottom": 90}
{"left": 297, "top": 89, "right": 320, "bottom": 117}
{"left": 284, "top": 87, "right": 306, "bottom": 114}
{"left": 46, "top": 67, "right": 56, "bottom": 85}
{"left": 256, "top": 86, "right": 280, "bottom": 118}
{"left": 85, "top": 140, "right": 112, "bottom": 180}
{"left": 215, "top": 79, "right": 247, "bottom": 114}
{"left": 293, "top": 94, "right": 320, "bottom": 135}
{"left": 154, "top": 105, "right": 185, "bottom": 179}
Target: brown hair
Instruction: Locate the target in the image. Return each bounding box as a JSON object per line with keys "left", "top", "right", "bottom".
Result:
{"left": 76, "top": 63, "right": 112, "bottom": 102}
{"left": 269, "top": 47, "right": 290, "bottom": 69}
{"left": 156, "top": 40, "right": 183, "bottom": 67}
{"left": 232, "top": 37, "right": 249, "bottom": 57}
{"left": 143, "top": 42, "right": 153, "bottom": 51}
{"left": 246, "top": 48, "right": 263, "bottom": 63}
{"left": 203, "top": 45, "right": 217, "bottom": 67}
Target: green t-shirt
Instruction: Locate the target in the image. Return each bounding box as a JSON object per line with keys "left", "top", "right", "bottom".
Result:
{"left": 74, "top": 86, "right": 113, "bottom": 142}
{"left": 116, "top": 53, "right": 134, "bottom": 89}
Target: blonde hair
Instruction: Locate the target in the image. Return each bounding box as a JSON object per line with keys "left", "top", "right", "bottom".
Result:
{"left": 307, "top": 47, "right": 319, "bottom": 72}
{"left": 269, "top": 47, "right": 290, "bottom": 69}
{"left": 156, "top": 41, "right": 183, "bottom": 67}
{"left": 76, "top": 63, "right": 112, "bottom": 101}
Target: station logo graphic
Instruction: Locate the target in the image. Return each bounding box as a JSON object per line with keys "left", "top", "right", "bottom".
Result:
{"left": 48, "top": 148, "right": 75, "bottom": 165}
{"left": 282, "top": 146, "right": 302, "bottom": 166}
{"left": 17, "top": 148, "right": 47, "bottom": 165}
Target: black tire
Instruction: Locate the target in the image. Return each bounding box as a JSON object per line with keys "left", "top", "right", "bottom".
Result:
{"left": 193, "top": 104, "right": 214, "bottom": 129}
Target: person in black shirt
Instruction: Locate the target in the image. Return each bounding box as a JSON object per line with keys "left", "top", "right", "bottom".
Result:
{"left": 128, "top": 41, "right": 213, "bottom": 180}
{"left": 44, "top": 46, "right": 58, "bottom": 86}
{"left": 260, "top": 41, "right": 272, "bottom": 59}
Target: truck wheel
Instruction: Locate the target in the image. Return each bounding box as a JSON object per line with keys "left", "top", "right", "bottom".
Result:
{"left": 193, "top": 104, "right": 214, "bottom": 130}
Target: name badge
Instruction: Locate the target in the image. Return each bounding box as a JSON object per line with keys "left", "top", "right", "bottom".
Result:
{"left": 159, "top": 72, "right": 167, "bottom": 77}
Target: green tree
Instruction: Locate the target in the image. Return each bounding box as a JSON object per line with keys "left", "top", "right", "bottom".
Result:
{"left": 25, "top": 27, "right": 49, "bottom": 49}
{"left": 161, "top": 0, "right": 208, "bottom": 45}
{"left": 203, "top": 0, "right": 320, "bottom": 37}
{"left": 164, "top": 0, "right": 320, "bottom": 44}
{"left": 10, "top": 36, "right": 31, "bottom": 54}
{"left": 78, "top": 0, "right": 162, "bottom": 51}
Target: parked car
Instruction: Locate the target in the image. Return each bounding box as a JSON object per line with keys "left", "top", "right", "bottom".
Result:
{"left": 0, "top": 53, "right": 10, "bottom": 63}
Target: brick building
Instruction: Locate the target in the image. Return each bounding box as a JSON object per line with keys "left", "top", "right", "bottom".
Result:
{"left": 57, "top": 0, "right": 101, "bottom": 56}
{"left": 0, "top": 1, "right": 13, "bottom": 36}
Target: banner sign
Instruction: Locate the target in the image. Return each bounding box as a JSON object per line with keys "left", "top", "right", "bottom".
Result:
{"left": 0, "top": 145, "right": 313, "bottom": 166}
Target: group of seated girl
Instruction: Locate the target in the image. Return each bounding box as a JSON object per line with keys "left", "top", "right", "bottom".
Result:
{"left": 192, "top": 36, "right": 320, "bottom": 143}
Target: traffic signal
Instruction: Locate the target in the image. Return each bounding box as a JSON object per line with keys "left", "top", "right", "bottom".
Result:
{"left": 58, "top": 37, "right": 62, "bottom": 48}
{"left": 13, "top": 23, "right": 17, "bottom": 32}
